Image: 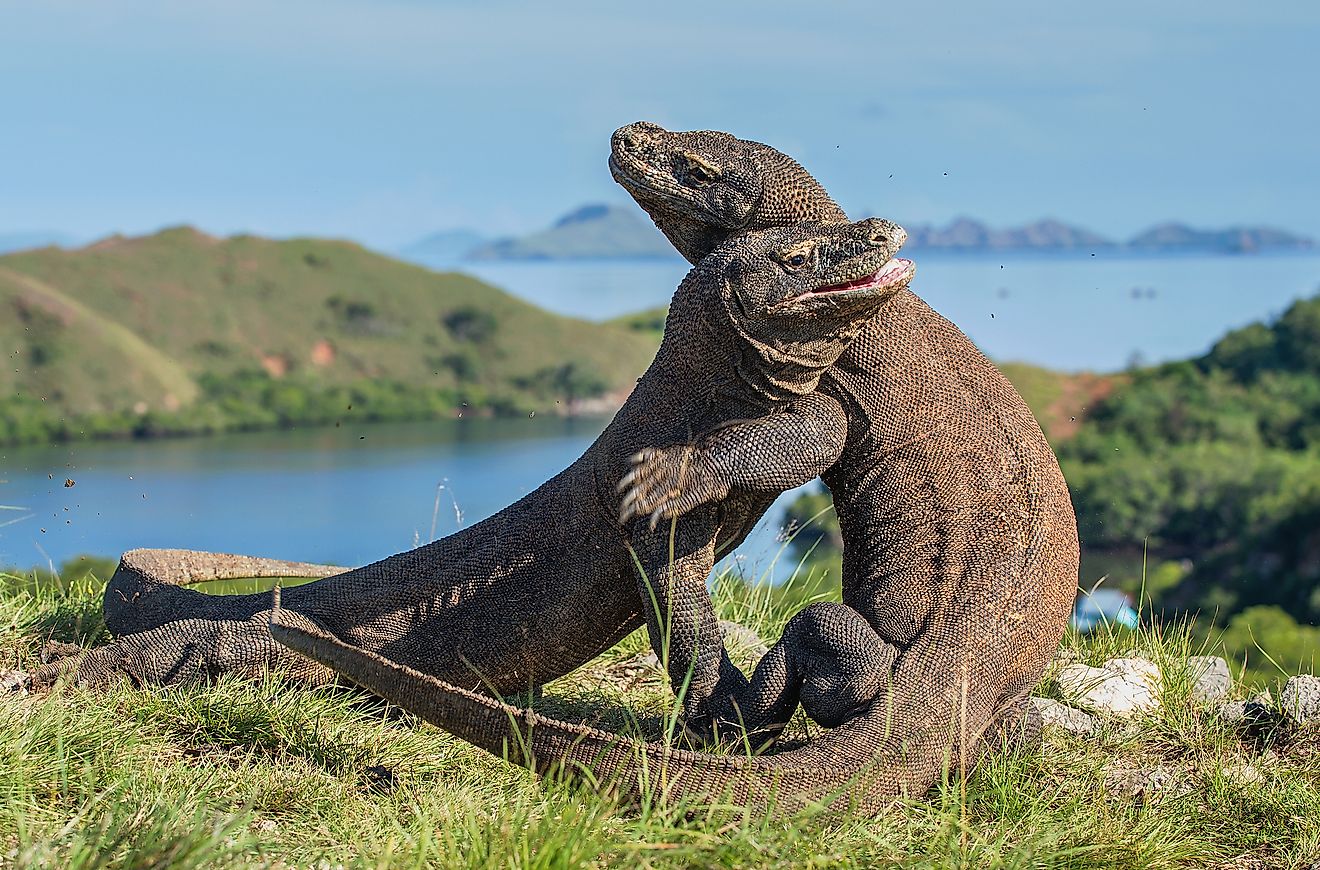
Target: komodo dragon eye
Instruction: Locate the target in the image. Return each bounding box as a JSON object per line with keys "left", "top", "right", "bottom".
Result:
{"left": 683, "top": 154, "right": 720, "bottom": 187}
{"left": 776, "top": 245, "right": 815, "bottom": 273}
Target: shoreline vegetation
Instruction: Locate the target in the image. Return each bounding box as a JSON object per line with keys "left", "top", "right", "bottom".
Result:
{"left": 0, "top": 227, "right": 656, "bottom": 448}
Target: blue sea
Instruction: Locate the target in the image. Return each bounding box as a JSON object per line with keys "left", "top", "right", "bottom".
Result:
{"left": 2, "top": 250, "right": 1317, "bottom": 577}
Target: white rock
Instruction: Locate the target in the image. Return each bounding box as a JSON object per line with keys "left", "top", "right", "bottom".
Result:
{"left": 1055, "top": 657, "right": 1161, "bottom": 717}
{"left": 1187, "top": 655, "right": 1233, "bottom": 703}
{"left": 1031, "top": 697, "right": 1098, "bottom": 736}
{"left": 719, "top": 620, "right": 770, "bottom": 659}
{"left": 1222, "top": 763, "right": 1265, "bottom": 787}
{"left": 249, "top": 818, "right": 279, "bottom": 834}
{"left": 1280, "top": 674, "right": 1320, "bottom": 725}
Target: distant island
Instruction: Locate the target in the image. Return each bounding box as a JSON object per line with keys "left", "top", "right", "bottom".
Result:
{"left": 403, "top": 206, "right": 1316, "bottom": 262}
{"left": 464, "top": 204, "right": 673, "bottom": 260}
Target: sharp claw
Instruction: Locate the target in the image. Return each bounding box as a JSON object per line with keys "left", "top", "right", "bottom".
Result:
{"left": 649, "top": 506, "right": 667, "bottom": 531}
{"left": 619, "top": 496, "right": 640, "bottom": 524}
{"left": 616, "top": 470, "right": 638, "bottom": 493}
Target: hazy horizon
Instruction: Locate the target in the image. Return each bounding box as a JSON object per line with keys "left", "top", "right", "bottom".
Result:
{"left": 3, "top": 1, "right": 1317, "bottom": 249}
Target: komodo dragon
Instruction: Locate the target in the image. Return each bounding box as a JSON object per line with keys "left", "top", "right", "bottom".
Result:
{"left": 608, "top": 121, "right": 1079, "bottom": 744}
{"left": 24, "top": 220, "right": 910, "bottom": 743}
{"left": 267, "top": 124, "right": 1078, "bottom": 814}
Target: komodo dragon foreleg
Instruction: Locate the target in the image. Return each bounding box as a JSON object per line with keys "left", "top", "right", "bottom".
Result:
{"left": 620, "top": 392, "right": 847, "bottom": 530}
{"left": 622, "top": 392, "right": 875, "bottom": 744}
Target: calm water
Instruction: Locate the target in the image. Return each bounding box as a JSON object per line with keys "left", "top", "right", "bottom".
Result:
{"left": 440, "top": 251, "right": 1320, "bottom": 373}
{"left": 5, "top": 251, "right": 1319, "bottom": 576}
{"left": 0, "top": 418, "right": 806, "bottom": 578}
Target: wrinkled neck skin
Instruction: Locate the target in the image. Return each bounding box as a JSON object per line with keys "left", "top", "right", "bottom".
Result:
{"left": 728, "top": 316, "right": 865, "bottom": 404}
{"left": 661, "top": 260, "right": 866, "bottom": 407}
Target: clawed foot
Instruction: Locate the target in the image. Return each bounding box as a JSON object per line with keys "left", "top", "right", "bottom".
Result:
{"left": 1, "top": 669, "right": 31, "bottom": 694}
{"left": 40, "top": 640, "right": 83, "bottom": 665}
{"left": 616, "top": 446, "right": 728, "bottom": 529}
{"left": 2, "top": 642, "right": 88, "bottom": 694}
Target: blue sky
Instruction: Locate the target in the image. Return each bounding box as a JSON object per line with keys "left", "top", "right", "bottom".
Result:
{"left": 2, "top": 0, "right": 1317, "bottom": 248}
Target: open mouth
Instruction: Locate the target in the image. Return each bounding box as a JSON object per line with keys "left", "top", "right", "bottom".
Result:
{"left": 810, "top": 257, "right": 915, "bottom": 295}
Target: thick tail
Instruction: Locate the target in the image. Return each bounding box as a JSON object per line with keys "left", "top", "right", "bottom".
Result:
{"left": 268, "top": 607, "right": 912, "bottom": 817}
{"left": 104, "top": 548, "right": 344, "bottom": 637}
{"left": 268, "top": 600, "right": 1033, "bottom": 818}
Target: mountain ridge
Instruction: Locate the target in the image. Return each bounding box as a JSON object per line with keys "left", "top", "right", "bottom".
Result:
{"left": 405, "top": 207, "right": 1316, "bottom": 262}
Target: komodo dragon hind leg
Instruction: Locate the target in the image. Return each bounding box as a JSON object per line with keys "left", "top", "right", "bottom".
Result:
{"left": 103, "top": 548, "right": 344, "bottom": 637}
{"left": 16, "top": 586, "right": 338, "bottom": 692}
{"left": 977, "top": 694, "right": 1043, "bottom": 756}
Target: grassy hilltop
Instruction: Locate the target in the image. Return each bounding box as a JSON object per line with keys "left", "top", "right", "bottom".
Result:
{"left": 0, "top": 228, "right": 657, "bottom": 445}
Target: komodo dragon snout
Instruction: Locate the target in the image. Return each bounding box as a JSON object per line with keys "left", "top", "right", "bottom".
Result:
{"left": 726, "top": 218, "right": 911, "bottom": 315}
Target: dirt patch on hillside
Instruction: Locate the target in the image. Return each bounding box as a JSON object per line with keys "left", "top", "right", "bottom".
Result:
{"left": 1045, "top": 372, "right": 1124, "bottom": 441}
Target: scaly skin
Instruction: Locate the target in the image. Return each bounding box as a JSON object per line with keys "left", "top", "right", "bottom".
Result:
{"left": 26, "top": 220, "right": 907, "bottom": 747}
{"left": 611, "top": 122, "right": 1075, "bottom": 766}
{"left": 272, "top": 124, "right": 1078, "bottom": 814}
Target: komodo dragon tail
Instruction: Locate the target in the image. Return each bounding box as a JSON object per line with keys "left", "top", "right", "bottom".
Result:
{"left": 104, "top": 548, "right": 343, "bottom": 637}
{"left": 269, "top": 604, "right": 1005, "bottom": 818}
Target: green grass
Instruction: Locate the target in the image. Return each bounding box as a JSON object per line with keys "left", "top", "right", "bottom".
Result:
{"left": 2, "top": 565, "right": 1319, "bottom": 868}
{"left": 606, "top": 306, "right": 668, "bottom": 345}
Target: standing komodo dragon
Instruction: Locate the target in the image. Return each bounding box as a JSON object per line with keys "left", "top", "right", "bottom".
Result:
{"left": 269, "top": 123, "right": 1078, "bottom": 815}
{"left": 24, "top": 220, "right": 910, "bottom": 749}
{"left": 609, "top": 121, "right": 1078, "bottom": 745}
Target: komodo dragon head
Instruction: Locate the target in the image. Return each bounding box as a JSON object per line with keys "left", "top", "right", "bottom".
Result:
{"left": 664, "top": 217, "right": 912, "bottom": 404}
{"left": 610, "top": 121, "right": 848, "bottom": 264}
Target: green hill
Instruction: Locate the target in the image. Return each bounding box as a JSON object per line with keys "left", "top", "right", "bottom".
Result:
{"left": 0, "top": 227, "right": 658, "bottom": 445}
